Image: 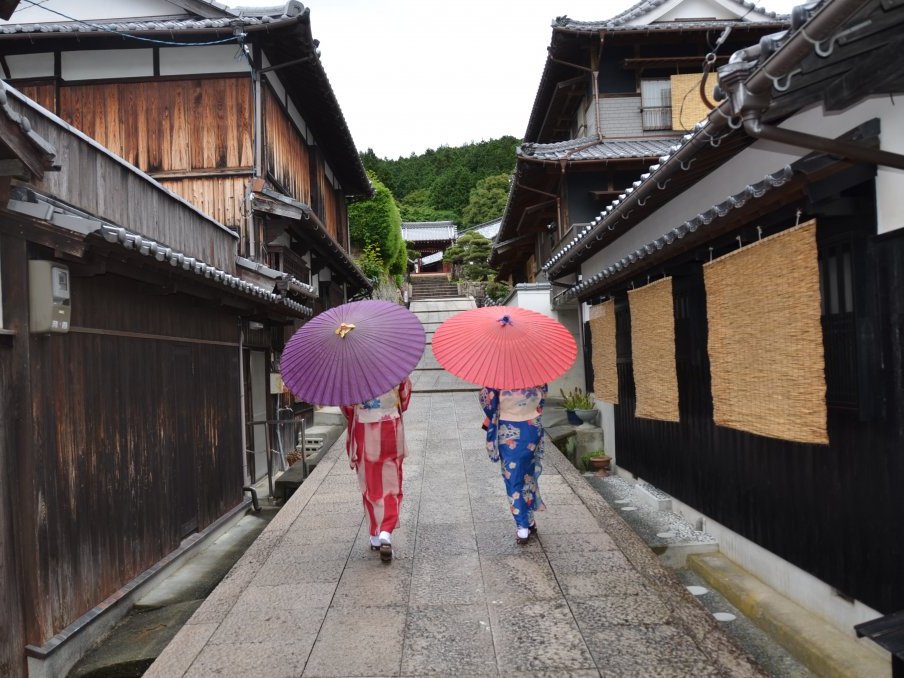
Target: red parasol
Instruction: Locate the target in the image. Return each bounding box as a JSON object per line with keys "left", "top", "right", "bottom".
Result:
{"left": 280, "top": 300, "right": 425, "bottom": 406}
{"left": 432, "top": 306, "right": 577, "bottom": 389}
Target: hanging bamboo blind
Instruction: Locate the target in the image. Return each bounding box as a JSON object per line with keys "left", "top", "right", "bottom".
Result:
{"left": 703, "top": 220, "right": 828, "bottom": 444}
{"left": 589, "top": 300, "right": 618, "bottom": 404}
{"left": 671, "top": 73, "right": 716, "bottom": 131}
{"left": 628, "top": 277, "right": 680, "bottom": 421}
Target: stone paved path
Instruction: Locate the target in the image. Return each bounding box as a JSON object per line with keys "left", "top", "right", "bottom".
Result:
{"left": 146, "top": 299, "right": 763, "bottom": 677}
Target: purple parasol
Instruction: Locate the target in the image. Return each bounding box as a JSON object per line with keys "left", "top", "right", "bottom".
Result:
{"left": 280, "top": 299, "right": 425, "bottom": 406}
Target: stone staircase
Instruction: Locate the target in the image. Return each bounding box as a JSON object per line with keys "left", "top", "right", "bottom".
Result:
{"left": 410, "top": 273, "right": 459, "bottom": 299}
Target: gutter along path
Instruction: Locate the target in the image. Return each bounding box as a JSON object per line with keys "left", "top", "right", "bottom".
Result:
{"left": 146, "top": 298, "right": 764, "bottom": 676}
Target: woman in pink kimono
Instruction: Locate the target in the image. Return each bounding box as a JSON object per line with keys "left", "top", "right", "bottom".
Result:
{"left": 341, "top": 377, "right": 412, "bottom": 562}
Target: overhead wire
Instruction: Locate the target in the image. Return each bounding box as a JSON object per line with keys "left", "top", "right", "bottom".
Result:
{"left": 18, "top": 0, "right": 242, "bottom": 47}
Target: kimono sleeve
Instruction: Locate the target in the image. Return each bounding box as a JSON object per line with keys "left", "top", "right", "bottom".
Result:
{"left": 478, "top": 387, "right": 500, "bottom": 462}
{"left": 398, "top": 377, "right": 412, "bottom": 413}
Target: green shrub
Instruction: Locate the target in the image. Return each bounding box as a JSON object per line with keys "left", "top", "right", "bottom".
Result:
{"left": 560, "top": 387, "right": 593, "bottom": 410}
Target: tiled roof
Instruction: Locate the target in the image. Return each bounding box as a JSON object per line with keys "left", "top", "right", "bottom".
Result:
{"left": 519, "top": 137, "right": 678, "bottom": 162}
{"left": 472, "top": 218, "right": 501, "bottom": 241}
{"left": 402, "top": 221, "right": 457, "bottom": 242}
{"left": 0, "top": 3, "right": 302, "bottom": 34}
{"left": 553, "top": 0, "right": 783, "bottom": 31}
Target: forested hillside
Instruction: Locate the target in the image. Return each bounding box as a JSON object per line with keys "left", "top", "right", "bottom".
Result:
{"left": 360, "top": 136, "right": 518, "bottom": 227}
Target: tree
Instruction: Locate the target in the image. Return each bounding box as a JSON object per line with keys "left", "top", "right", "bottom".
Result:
{"left": 461, "top": 173, "right": 510, "bottom": 227}
{"left": 429, "top": 166, "right": 475, "bottom": 215}
{"left": 443, "top": 232, "right": 494, "bottom": 281}
{"left": 355, "top": 243, "right": 385, "bottom": 283}
{"left": 397, "top": 188, "right": 456, "bottom": 223}
{"left": 348, "top": 171, "right": 403, "bottom": 275}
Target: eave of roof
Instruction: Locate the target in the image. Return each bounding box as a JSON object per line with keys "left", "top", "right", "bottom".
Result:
{"left": 519, "top": 136, "right": 678, "bottom": 163}
{"left": 97, "top": 224, "right": 313, "bottom": 317}
{"left": 490, "top": 139, "right": 677, "bottom": 267}
{"left": 252, "top": 188, "right": 372, "bottom": 291}
{"left": 0, "top": 80, "right": 57, "bottom": 178}
{"left": 556, "top": 0, "right": 782, "bottom": 31}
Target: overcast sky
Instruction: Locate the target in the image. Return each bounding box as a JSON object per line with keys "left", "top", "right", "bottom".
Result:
{"left": 251, "top": 1, "right": 799, "bottom": 159}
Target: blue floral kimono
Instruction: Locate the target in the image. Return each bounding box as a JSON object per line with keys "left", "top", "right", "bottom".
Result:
{"left": 479, "top": 385, "right": 547, "bottom": 529}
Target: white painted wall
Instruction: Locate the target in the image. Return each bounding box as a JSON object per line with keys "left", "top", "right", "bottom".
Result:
{"left": 61, "top": 49, "right": 153, "bottom": 80}
{"left": 5, "top": 52, "right": 53, "bottom": 79}
{"left": 628, "top": 0, "right": 775, "bottom": 25}
{"left": 159, "top": 45, "right": 250, "bottom": 76}
{"left": 507, "top": 285, "right": 585, "bottom": 396}
{"left": 0, "top": 0, "right": 187, "bottom": 24}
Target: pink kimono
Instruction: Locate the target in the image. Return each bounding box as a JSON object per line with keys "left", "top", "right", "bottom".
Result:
{"left": 341, "top": 377, "right": 412, "bottom": 538}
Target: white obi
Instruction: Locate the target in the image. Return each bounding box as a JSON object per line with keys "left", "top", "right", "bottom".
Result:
{"left": 498, "top": 388, "right": 543, "bottom": 422}
{"left": 355, "top": 387, "right": 401, "bottom": 423}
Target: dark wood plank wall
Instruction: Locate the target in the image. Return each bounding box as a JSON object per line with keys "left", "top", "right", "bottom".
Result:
{"left": 263, "top": 87, "right": 311, "bottom": 209}
{"left": 14, "top": 82, "right": 55, "bottom": 112}
{"left": 262, "top": 85, "right": 348, "bottom": 244}
{"left": 0, "top": 235, "right": 29, "bottom": 678}
{"left": 6, "top": 90, "right": 238, "bottom": 272}
{"left": 157, "top": 176, "right": 247, "bottom": 231}
{"left": 57, "top": 78, "right": 252, "bottom": 174}
{"left": 611, "top": 221, "right": 904, "bottom": 614}
{"left": 321, "top": 168, "right": 338, "bottom": 242}
{"left": 23, "top": 265, "right": 243, "bottom": 644}
{"left": 56, "top": 78, "right": 252, "bottom": 233}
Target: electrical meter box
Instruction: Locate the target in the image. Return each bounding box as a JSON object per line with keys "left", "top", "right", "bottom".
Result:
{"left": 29, "top": 260, "right": 71, "bottom": 334}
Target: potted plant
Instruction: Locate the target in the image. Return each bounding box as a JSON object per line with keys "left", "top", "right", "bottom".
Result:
{"left": 584, "top": 450, "right": 612, "bottom": 473}
{"left": 560, "top": 387, "right": 596, "bottom": 425}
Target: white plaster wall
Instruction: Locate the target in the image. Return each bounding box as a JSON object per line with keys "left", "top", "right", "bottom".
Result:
{"left": 782, "top": 97, "right": 904, "bottom": 236}
{"left": 287, "top": 99, "right": 309, "bottom": 144}
{"left": 61, "top": 49, "right": 153, "bottom": 80}
{"left": 5, "top": 53, "right": 53, "bottom": 79}
{"left": 629, "top": 0, "right": 774, "bottom": 25}
{"left": 508, "top": 287, "right": 585, "bottom": 395}
{"left": 654, "top": 0, "right": 736, "bottom": 22}
{"left": 159, "top": 45, "right": 250, "bottom": 76}
{"left": 0, "top": 0, "right": 185, "bottom": 24}
{"left": 583, "top": 95, "right": 904, "bottom": 276}
{"left": 265, "top": 68, "right": 288, "bottom": 107}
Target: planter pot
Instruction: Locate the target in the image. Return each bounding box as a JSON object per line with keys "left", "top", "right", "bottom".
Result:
{"left": 573, "top": 408, "right": 597, "bottom": 426}
{"left": 566, "top": 409, "right": 582, "bottom": 425}
{"left": 588, "top": 456, "right": 611, "bottom": 472}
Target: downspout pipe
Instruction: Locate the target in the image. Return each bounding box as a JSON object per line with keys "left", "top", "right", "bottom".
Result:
{"left": 725, "top": 0, "right": 904, "bottom": 171}
{"left": 741, "top": 115, "right": 904, "bottom": 170}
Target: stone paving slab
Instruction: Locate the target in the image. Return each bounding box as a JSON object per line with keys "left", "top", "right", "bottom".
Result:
{"left": 409, "top": 298, "right": 474, "bottom": 313}
{"left": 148, "top": 391, "right": 766, "bottom": 677}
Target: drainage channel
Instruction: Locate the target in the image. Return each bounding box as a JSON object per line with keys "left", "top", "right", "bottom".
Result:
{"left": 68, "top": 505, "right": 279, "bottom": 678}
{"left": 583, "top": 473, "right": 814, "bottom": 678}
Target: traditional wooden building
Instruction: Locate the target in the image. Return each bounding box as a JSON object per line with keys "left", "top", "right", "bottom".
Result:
{"left": 491, "top": 0, "right": 787, "bottom": 285}
{"left": 401, "top": 220, "right": 457, "bottom": 272}
{"left": 0, "top": 0, "right": 373, "bottom": 483}
{"left": 544, "top": 0, "right": 904, "bottom": 650}
{"left": 0, "top": 1, "right": 371, "bottom": 675}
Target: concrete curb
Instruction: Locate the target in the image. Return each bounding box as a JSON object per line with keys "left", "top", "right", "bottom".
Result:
{"left": 688, "top": 552, "right": 890, "bottom": 678}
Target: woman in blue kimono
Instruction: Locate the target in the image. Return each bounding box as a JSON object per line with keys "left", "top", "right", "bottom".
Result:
{"left": 479, "top": 384, "right": 547, "bottom": 544}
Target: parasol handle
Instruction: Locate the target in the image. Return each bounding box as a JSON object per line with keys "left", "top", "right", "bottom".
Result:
{"left": 335, "top": 322, "right": 356, "bottom": 338}
{"left": 497, "top": 315, "right": 512, "bottom": 327}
